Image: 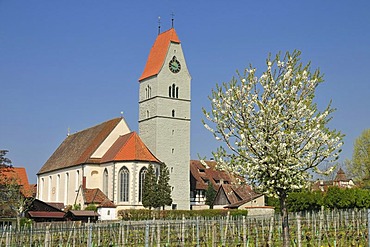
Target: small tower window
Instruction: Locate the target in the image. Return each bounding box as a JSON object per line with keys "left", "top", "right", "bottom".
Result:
{"left": 172, "top": 83, "right": 176, "bottom": 98}
{"left": 176, "top": 87, "right": 179, "bottom": 98}
{"left": 146, "top": 110, "right": 150, "bottom": 118}
{"left": 172, "top": 109, "right": 175, "bottom": 117}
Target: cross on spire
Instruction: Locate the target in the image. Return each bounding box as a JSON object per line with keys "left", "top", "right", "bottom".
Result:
{"left": 158, "top": 16, "right": 161, "bottom": 35}
{"left": 171, "top": 12, "right": 175, "bottom": 28}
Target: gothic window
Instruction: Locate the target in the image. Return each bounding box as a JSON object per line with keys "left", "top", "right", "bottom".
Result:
{"left": 138, "top": 167, "right": 147, "bottom": 202}
{"left": 169, "top": 86, "right": 172, "bottom": 97}
{"left": 119, "top": 167, "right": 129, "bottom": 202}
{"left": 176, "top": 87, "right": 179, "bottom": 98}
{"left": 172, "top": 109, "right": 175, "bottom": 117}
{"left": 103, "top": 169, "right": 108, "bottom": 196}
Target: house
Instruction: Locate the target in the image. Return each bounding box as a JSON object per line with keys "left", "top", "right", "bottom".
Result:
{"left": 0, "top": 167, "right": 33, "bottom": 226}
{"left": 190, "top": 160, "right": 264, "bottom": 210}
{"left": 37, "top": 27, "right": 192, "bottom": 215}
{"left": 82, "top": 188, "right": 116, "bottom": 221}
{"left": 26, "top": 199, "right": 65, "bottom": 222}
{"left": 312, "top": 168, "right": 356, "bottom": 191}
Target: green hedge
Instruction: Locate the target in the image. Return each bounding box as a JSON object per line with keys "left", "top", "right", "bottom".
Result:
{"left": 267, "top": 187, "right": 370, "bottom": 212}
{"left": 117, "top": 209, "right": 248, "bottom": 221}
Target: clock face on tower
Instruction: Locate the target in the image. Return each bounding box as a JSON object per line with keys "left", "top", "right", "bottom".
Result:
{"left": 169, "top": 56, "right": 181, "bottom": 73}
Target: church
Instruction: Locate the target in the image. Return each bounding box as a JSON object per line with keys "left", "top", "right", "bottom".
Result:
{"left": 37, "top": 27, "right": 191, "bottom": 212}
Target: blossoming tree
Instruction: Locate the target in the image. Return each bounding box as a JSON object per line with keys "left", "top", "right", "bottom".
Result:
{"left": 202, "top": 50, "right": 343, "bottom": 246}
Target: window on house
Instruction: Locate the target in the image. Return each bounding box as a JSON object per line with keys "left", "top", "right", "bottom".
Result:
{"left": 119, "top": 167, "right": 129, "bottom": 202}
{"left": 199, "top": 169, "right": 205, "bottom": 173}
{"left": 103, "top": 169, "right": 108, "bottom": 196}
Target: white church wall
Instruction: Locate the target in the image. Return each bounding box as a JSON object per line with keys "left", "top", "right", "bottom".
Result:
{"left": 37, "top": 165, "right": 83, "bottom": 207}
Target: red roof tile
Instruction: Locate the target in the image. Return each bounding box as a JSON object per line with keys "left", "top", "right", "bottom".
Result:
{"left": 101, "top": 132, "right": 160, "bottom": 163}
{"left": 139, "top": 28, "right": 180, "bottom": 81}
{"left": 83, "top": 188, "right": 115, "bottom": 207}
{"left": 38, "top": 118, "right": 122, "bottom": 174}
{"left": 190, "top": 160, "right": 237, "bottom": 190}
{"left": 0, "top": 167, "right": 32, "bottom": 197}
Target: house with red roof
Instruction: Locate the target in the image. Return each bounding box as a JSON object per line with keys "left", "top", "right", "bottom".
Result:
{"left": 190, "top": 160, "right": 265, "bottom": 211}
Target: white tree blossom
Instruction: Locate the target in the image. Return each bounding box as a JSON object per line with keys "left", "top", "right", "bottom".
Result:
{"left": 202, "top": 50, "right": 344, "bottom": 246}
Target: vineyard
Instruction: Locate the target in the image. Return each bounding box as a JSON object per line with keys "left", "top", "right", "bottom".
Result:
{"left": 0, "top": 209, "right": 369, "bottom": 246}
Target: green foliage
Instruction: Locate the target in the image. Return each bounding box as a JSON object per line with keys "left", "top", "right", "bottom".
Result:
{"left": 283, "top": 187, "right": 370, "bottom": 212}
{"left": 142, "top": 164, "right": 159, "bottom": 209}
{"left": 346, "top": 129, "right": 370, "bottom": 186}
{"left": 118, "top": 209, "right": 248, "bottom": 220}
{"left": 205, "top": 183, "right": 217, "bottom": 209}
{"left": 157, "top": 163, "right": 172, "bottom": 209}
{"left": 84, "top": 204, "right": 97, "bottom": 212}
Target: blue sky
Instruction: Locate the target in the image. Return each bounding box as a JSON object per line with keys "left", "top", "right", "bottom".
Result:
{"left": 1, "top": 1, "right": 369, "bottom": 183}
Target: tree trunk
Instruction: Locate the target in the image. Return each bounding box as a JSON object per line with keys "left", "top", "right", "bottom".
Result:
{"left": 279, "top": 192, "right": 290, "bottom": 247}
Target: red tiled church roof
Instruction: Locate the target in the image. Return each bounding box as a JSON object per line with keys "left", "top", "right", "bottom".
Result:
{"left": 101, "top": 132, "right": 160, "bottom": 163}
{"left": 139, "top": 28, "right": 180, "bottom": 81}
{"left": 0, "top": 167, "right": 32, "bottom": 197}
{"left": 38, "top": 118, "right": 122, "bottom": 174}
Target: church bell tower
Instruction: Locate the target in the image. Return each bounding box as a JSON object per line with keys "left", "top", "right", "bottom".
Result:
{"left": 138, "top": 28, "right": 191, "bottom": 210}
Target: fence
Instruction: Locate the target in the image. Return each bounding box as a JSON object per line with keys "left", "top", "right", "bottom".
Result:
{"left": 0, "top": 209, "right": 369, "bottom": 246}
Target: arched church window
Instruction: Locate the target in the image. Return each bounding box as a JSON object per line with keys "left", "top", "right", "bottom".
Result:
{"left": 172, "top": 109, "right": 175, "bottom": 117}
{"left": 103, "top": 169, "right": 108, "bottom": 196}
{"left": 138, "top": 167, "right": 147, "bottom": 202}
{"left": 145, "top": 88, "right": 148, "bottom": 99}
{"left": 169, "top": 86, "right": 172, "bottom": 97}
{"left": 176, "top": 87, "right": 179, "bottom": 98}
{"left": 119, "top": 167, "right": 129, "bottom": 202}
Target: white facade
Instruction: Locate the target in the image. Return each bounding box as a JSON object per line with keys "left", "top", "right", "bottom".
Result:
{"left": 139, "top": 32, "right": 191, "bottom": 210}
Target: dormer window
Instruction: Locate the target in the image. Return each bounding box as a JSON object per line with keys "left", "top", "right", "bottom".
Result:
{"left": 199, "top": 169, "right": 205, "bottom": 173}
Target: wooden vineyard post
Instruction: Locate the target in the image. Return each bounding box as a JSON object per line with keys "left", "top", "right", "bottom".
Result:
{"left": 368, "top": 209, "right": 370, "bottom": 247}
{"left": 181, "top": 216, "right": 185, "bottom": 247}
{"left": 243, "top": 216, "right": 246, "bottom": 247}
{"left": 212, "top": 222, "right": 216, "bottom": 247}
{"left": 196, "top": 217, "right": 200, "bottom": 247}
{"left": 145, "top": 221, "right": 149, "bottom": 247}
{"left": 157, "top": 221, "right": 160, "bottom": 247}
{"left": 296, "top": 212, "right": 302, "bottom": 247}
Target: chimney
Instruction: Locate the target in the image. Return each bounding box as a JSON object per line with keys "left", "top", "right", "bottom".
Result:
{"left": 82, "top": 176, "right": 86, "bottom": 189}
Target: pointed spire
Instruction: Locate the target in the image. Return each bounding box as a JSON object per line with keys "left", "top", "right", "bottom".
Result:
{"left": 171, "top": 12, "right": 175, "bottom": 28}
